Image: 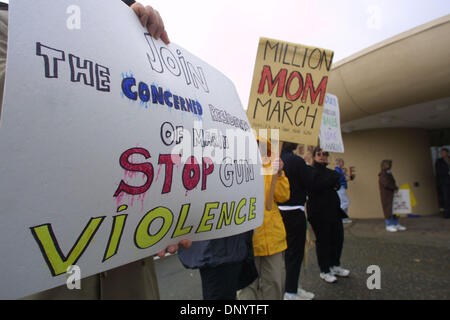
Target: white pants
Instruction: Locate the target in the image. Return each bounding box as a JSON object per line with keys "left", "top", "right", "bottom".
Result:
{"left": 337, "top": 186, "right": 350, "bottom": 214}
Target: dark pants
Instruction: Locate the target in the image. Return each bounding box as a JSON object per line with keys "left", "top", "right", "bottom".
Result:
{"left": 280, "top": 209, "right": 307, "bottom": 294}
{"left": 310, "top": 219, "right": 344, "bottom": 273}
{"left": 440, "top": 185, "right": 450, "bottom": 218}
{"left": 199, "top": 262, "right": 242, "bottom": 300}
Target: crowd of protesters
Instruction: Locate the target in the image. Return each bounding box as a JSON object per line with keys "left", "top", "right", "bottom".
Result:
{"left": 0, "top": 0, "right": 351, "bottom": 301}
{"left": 1, "top": 0, "right": 427, "bottom": 301}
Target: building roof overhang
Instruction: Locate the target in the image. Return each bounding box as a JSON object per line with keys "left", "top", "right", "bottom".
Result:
{"left": 328, "top": 14, "right": 450, "bottom": 129}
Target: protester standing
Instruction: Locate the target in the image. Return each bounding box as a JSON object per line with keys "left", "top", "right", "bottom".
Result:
{"left": 177, "top": 231, "right": 254, "bottom": 300}
{"left": 378, "top": 160, "right": 407, "bottom": 232}
{"left": 307, "top": 147, "right": 350, "bottom": 283}
{"left": 237, "top": 138, "right": 290, "bottom": 300}
{"left": 435, "top": 148, "right": 450, "bottom": 219}
{"left": 278, "top": 142, "right": 315, "bottom": 300}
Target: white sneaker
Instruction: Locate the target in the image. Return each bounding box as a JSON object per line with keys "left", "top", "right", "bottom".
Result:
{"left": 320, "top": 272, "right": 337, "bottom": 283}
{"left": 395, "top": 224, "right": 407, "bottom": 231}
{"left": 283, "top": 292, "right": 303, "bottom": 300}
{"left": 342, "top": 218, "right": 352, "bottom": 224}
{"left": 330, "top": 266, "right": 350, "bottom": 277}
{"left": 386, "top": 226, "right": 397, "bottom": 232}
{"left": 297, "top": 288, "right": 315, "bottom": 300}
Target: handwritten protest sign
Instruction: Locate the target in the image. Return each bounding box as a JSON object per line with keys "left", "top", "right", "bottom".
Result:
{"left": 0, "top": 0, "right": 263, "bottom": 299}
{"left": 393, "top": 189, "right": 412, "bottom": 214}
{"left": 320, "top": 93, "right": 345, "bottom": 153}
{"left": 400, "top": 183, "right": 417, "bottom": 208}
{"left": 246, "top": 37, "right": 334, "bottom": 146}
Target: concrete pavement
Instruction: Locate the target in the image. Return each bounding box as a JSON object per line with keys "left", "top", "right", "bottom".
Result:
{"left": 155, "top": 215, "right": 450, "bottom": 300}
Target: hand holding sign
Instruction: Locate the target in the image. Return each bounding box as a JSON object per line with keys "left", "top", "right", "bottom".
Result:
{"left": 273, "top": 157, "right": 284, "bottom": 176}
{"left": 131, "top": 2, "right": 170, "bottom": 44}
{"left": 157, "top": 239, "right": 192, "bottom": 258}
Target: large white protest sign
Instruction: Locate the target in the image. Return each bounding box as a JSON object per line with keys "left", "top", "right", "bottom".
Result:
{"left": 319, "top": 93, "right": 345, "bottom": 153}
{"left": 0, "top": 0, "right": 264, "bottom": 299}
{"left": 393, "top": 189, "right": 412, "bottom": 215}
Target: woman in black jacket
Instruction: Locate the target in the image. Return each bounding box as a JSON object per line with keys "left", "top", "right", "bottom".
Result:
{"left": 278, "top": 142, "right": 315, "bottom": 300}
{"left": 307, "top": 147, "right": 350, "bottom": 283}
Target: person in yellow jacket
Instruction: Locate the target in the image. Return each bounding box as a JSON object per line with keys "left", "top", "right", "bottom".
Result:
{"left": 238, "top": 138, "right": 290, "bottom": 300}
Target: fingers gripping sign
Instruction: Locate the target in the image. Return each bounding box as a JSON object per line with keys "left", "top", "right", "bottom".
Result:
{"left": 272, "top": 157, "right": 284, "bottom": 176}
{"left": 157, "top": 239, "right": 192, "bottom": 259}
{"left": 131, "top": 3, "right": 170, "bottom": 44}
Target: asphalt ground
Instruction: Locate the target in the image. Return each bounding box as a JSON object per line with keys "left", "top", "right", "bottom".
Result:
{"left": 155, "top": 215, "right": 450, "bottom": 300}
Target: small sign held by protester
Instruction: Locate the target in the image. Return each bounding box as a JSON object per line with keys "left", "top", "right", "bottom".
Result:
{"left": 319, "top": 93, "right": 345, "bottom": 153}
{"left": 393, "top": 189, "right": 412, "bottom": 214}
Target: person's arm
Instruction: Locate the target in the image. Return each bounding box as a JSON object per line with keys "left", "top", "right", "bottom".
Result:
{"left": 335, "top": 166, "right": 347, "bottom": 184}
{"left": 379, "top": 173, "right": 396, "bottom": 191}
{"left": 157, "top": 239, "right": 192, "bottom": 258}
{"left": 296, "top": 156, "right": 313, "bottom": 189}
{"left": 309, "top": 167, "right": 340, "bottom": 192}
{"left": 335, "top": 166, "right": 343, "bottom": 176}
{"left": 393, "top": 178, "right": 399, "bottom": 191}
{"left": 330, "top": 169, "right": 342, "bottom": 190}
{"left": 274, "top": 172, "right": 290, "bottom": 204}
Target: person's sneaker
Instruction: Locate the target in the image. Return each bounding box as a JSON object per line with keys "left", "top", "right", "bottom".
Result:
{"left": 330, "top": 266, "right": 350, "bottom": 277}
{"left": 297, "top": 288, "right": 315, "bottom": 300}
{"left": 342, "top": 218, "right": 352, "bottom": 224}
{"left": 320, "top": 272, "right": 337, "bottom": 283}
{"left": 283, "top": 292, "right": 303, "bottom": 300}
{"left": 386, "top": 226, "right": 397, "bottom": 232}
{"left": 395, "top": 224, "right": 407, "bottom": 231}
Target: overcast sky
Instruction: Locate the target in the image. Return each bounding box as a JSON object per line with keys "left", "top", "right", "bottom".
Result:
{"left": 137, "top": 0, "right": 449, "bottom": 109}
{"left": 5, "top": 0, "right": 448, "bottom": 108}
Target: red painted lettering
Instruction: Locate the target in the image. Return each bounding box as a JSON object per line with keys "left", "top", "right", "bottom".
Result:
{"left": 285, "top": 71, "right": 304, "bottom": 101}
{"left": 202, "top": 157, "right": 214, "bottom": 190}
{"left": 182, "top": 156, "right": 201, "bottom": 191}
{"left": 301, "top": 74, "right": 328, "bottom": 106}
{"left": 158, "top": 154, "right": 181, "bottom": 194}
{"left": 113, "top": 148, "right": 154, "bottom": 197}
{"left": 258, "top": 65, "right": 287, "bottom": 97}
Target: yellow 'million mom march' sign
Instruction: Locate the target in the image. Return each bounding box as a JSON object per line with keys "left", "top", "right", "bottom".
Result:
{"left": 247, "top": 37, "right": 334, "bottom": 145}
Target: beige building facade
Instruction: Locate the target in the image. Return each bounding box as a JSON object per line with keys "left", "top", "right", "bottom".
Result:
{"left": 300, "top": 14, "right": 450, "bottom": 219}
{"left": 329, "top": 129, "right": 439, "bottom": 218}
